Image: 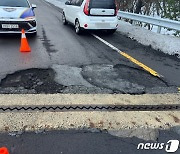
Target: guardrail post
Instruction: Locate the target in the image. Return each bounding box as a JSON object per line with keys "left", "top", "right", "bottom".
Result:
{"left": 157, "top": 26, "right": 162, "bottom": 33}
{"left": 132, "top": 20, "right": 136, "bottom": 25}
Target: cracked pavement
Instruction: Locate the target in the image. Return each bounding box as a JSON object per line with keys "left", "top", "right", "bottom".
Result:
{"left": 0, "top": 0, "right": 179, "bottom": 94}
{"left": 0, "top": 0, "right": 179, "bottom": 153}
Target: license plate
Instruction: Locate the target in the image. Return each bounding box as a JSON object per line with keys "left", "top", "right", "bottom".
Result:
{"left": 2, "top": 24, "right": 19, "bottom": 29}
{"left": 96, "top": 23, "right": 110, "bottom": 28}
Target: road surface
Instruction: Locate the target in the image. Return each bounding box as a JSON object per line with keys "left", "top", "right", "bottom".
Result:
{"left": 0, "top": 129, "right": 180, "bottom": 154}
{"left": 0, "top": 1, "right": 180, "bottom": 153}
{"left": 0, "top": 0, "right": 179, "bottom": 94}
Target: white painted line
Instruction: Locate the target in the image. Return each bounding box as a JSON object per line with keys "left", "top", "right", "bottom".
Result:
{"left": 93, "top": 34, "right": 161, "bottom": 77}
{"left": 93, "top": 34, "right": 119, "bottom": 52}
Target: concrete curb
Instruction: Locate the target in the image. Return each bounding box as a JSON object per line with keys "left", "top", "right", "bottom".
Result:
{"left": 0, "top": 111, "right": 179, "bottom": 133}
{"left": 0, "top": 94, "right": 179, "bottom": 106}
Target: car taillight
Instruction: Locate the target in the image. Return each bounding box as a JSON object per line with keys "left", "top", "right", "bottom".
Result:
{"left": 84, "top": 0, "right": 90, "bottom": 16}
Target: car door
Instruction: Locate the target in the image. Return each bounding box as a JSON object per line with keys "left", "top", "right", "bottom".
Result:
{"left": 74, "top": 0, "right": 84, "bottom": 21}
{"left": 67, "top": 0, "right": 77, "bottom": 24}
{"left": 64, "top": 0, "right": 72, "bottom": 22}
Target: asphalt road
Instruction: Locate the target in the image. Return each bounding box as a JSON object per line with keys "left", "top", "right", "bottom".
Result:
{"left": 0, "top": 0, "right": 179, "bottom": 94}
{"left": 0, "top": 129, "right": 180, "bottom": 154}
{"left": 0, "top": 1, "right": 180, "bottom": 153}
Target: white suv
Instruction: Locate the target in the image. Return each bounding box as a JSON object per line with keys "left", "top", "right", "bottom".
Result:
{"left": 62, "top": 0, "right": 118, "bottom": 34}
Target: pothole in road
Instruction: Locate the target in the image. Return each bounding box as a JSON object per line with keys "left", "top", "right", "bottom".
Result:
{"left": 0, "top": 69, "right": 65, "bottom": 94}
{"left": 0, "top": 68, "right": 114, "bottom": 94}
{"left": 81, "top": 64, "right": 178, "bottom": 94}
{"left": 0, "top": 65, "right": 177, "bottom": 94}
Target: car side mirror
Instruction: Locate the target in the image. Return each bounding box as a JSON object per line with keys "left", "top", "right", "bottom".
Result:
{"left": 65, "top": 1, "right": 71, "bottom": 5}
{"left": 32, "top": 4, "right": 37, "bottom": 9}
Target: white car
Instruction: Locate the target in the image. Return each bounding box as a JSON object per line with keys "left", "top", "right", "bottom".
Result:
{"left": 62, "top": 0, "right": 118, "bottom": 34}
{"left": 0, "top": 0, "right": 37, "bottom": 34}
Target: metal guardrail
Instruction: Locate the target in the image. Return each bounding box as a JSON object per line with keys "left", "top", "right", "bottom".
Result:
{"left": 118, "top": 11, "right": 180, "bottom": 33}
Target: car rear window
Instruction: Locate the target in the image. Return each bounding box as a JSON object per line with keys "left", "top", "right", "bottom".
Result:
{"left": 0, "top": 0, "right": 29, "bottom": 7}
{"left": 90, "top": 0, "right": 116, "bottom": 9}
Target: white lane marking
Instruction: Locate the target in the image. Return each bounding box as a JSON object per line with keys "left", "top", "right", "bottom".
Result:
{"left": 93, "top": 34, "right": 161, "bottom": 77}
{"left": 93, "top": 34, "right": 119, "bottom": 52}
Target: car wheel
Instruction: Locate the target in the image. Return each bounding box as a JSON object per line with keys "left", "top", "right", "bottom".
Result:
{"left": 62, "top": 13, "right": 67, "bottom": 25}
{"left": 107, "top": 29, "right": 117, "bottom": 34}
{"left": 75, "top": 20, "right": 82, "bottom": 35}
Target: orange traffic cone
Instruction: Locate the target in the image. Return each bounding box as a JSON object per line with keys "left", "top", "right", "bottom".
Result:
{"left": 0, "top": 147, "right": 9, "bottom": 154}
{"left": 20, "top": 29, "right": 31, "bottom": 52}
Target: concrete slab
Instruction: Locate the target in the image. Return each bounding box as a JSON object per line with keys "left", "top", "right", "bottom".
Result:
{"left": 0, "top": 94, "right": 179, "bottom": 106}
{"left": 0, "top": 111, "right": 179, "bottom": 133}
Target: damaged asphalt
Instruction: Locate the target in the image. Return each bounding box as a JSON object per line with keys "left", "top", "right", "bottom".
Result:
{"left": 0, "top": 0, "right": 179, "bottom": 95}
{"left": 0, "top": 64, "right": 178, "bottom": 94}
{"left": 0, "top": 0, "right": 179, "bottom": 153}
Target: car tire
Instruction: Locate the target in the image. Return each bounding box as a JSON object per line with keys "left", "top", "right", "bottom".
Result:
{"left": 75, "top": 19, "right": 82, "bottom": 35}
{"left": 107, "top": 29, "right": 117, "bottom": 34}
{"left": 62, "top": 13, "right": 67, "bottom": 25}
